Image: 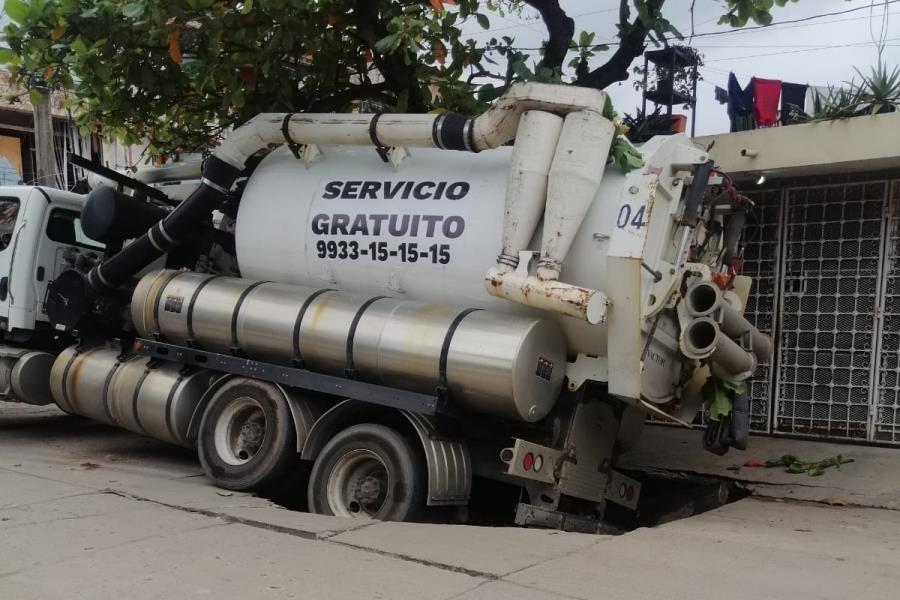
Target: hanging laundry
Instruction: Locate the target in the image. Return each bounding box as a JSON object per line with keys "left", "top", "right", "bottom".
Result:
{"left": 753, "top": 77, "right": 782, "bottom": 127}
{"left": 727, "top": 73, "right": 755, "bottom": 132}
{"left": 780, "top": 82, "right": 808, "bottom": 125}
{"left": 715, "top": 86, "right": 729, "bottom": 104}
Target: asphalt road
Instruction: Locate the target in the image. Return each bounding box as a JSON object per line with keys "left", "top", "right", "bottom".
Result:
{"left": 2, "top": 401, "right": 899, "bottom": 600}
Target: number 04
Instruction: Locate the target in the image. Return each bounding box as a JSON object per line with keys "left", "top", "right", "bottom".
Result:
{"left": 616, "top": 204, "right": 646, "bottom": 230}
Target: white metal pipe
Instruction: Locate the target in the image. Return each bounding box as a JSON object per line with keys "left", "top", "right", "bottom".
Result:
{"left": 213, "top": 82, "right": 609, "bottom": 169}
{"left": 485, "top": 265, "right": 608, "bottom": 324}
{"left": 685, "top": 281, "right": 773, "bottom": 362}
{"left": 469, "top": 83, "right": 608, "bottom": 150}
{"left": 681, "top": 316, "right": 756, "bottom": 377}
{"left": 496, "top": 110, "right": 564, "bottom": 272}
{"left": 538, "top": 110, "right": 615, "bottom": 281}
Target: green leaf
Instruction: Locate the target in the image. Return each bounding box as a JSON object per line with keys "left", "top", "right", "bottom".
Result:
{"left": 4, "top": 0, "right": 30, "bottom": 24}
{"left": 511, "top": 60, "right": 532, "bottom": 79}
{"left": 240, "top": 0, "right": 254, "bottom": 15}
{"left": 578, "top": 30, "right": 594, "bottom": 48}
{"left": 374, "top": 34, "right": 398, "bottom": 54}
{"left": 122, "top": 3, "right": 145, "bottom": 19}
{"left": 28, "top": 88, "right": 43, "bottom": 106}
{"left": 753, "top": 10, "right": 773, "bottom": 26}
{"left": 475, "top": 13, "right": 489, "bottom": 30}
{"left": 70, "top": 37, "right": 88, "bottom": 56}
{"left": 0, "top": 48, "right": 19, "bottom": 65}
{"left": 702, "top": 378, "right": 733, "bottom": 421}
{"left": 722, "top": 379, "right": 747, "bottom": 395}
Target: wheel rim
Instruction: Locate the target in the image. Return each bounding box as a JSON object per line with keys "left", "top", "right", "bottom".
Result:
{"left": 213, "top": 396, "right": 267, "bottom": 466}
{"left": 325, "top": 449, "right": 389, "bottom": 518}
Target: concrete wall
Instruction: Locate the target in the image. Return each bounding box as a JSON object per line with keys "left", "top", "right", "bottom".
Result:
{"left": 694, "top": 111, "right": 900, "bottom": 180}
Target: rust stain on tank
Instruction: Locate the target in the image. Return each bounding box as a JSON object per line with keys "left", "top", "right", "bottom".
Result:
{"left": 66, "top": 347, "right": 100, "bottom": 411}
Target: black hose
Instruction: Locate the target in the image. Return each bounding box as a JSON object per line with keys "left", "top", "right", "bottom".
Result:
{"left": 87, "top": 156, "right": 242, "bottom": 291}
{"left": 721, "top": 208, "right": 747, "bottom": 265}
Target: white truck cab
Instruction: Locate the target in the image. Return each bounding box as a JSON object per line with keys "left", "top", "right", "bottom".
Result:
{"left": 0, "top": 187, "right": 102, "bottom": 408}
{"left": 0, "top": 187, "right": 101, "bottom": 341}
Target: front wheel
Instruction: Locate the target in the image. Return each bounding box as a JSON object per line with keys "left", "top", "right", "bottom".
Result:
{"left": 307, "top": 423, "right": 426, "bottom": 522}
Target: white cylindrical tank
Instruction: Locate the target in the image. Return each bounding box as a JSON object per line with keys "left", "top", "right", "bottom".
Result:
{"left": 236, "top": 144, "right": 644, "bottom": 358}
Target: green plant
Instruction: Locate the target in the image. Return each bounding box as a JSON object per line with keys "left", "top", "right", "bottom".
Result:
{"left": 855, "top": 62, "right": 900, "bottom": 115}
{"left": 622, "top": 105, "right": 671, "bottom": 143}
{"left": 803, "top": 62, "right": 899, "bottom": 122}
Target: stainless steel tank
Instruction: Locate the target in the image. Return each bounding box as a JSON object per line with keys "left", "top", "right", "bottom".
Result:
{"left": 132, "top": 270, "right": 567, "bottom": 422}
{"left": 50, "top": 345, "right": 215, "bottom": 446}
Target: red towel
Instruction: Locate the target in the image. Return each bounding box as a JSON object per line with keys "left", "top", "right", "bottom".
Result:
{"left": 753, "top": 78, "right": 782, "bottom": 127}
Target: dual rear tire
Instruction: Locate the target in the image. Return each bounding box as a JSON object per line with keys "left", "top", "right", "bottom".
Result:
{"left": 197, "top": 382, "right": 426, "bottom": 521}
{"left": 307, "top": 423, "right": 427, "bottom": 522}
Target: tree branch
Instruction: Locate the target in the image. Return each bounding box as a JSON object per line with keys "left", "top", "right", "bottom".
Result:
{"left": 577, "top": 0, "right": 666, "bottom": 90}
{"left": 523, "top": 0, "right": 574, "bottom": 73}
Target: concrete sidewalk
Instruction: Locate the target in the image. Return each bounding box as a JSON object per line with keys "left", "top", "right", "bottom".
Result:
{"left": 2, "top": 402, "right": 899, "bottom": 599}
{"left": 621, "top": 425, "right": 900, "bottom": 509}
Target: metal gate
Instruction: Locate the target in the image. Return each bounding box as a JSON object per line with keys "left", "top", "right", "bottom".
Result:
{"left": 774, "top": 181, "right": 888, "bottom": 440}
{"left": 874, "top": 181, "right": 900, "bottom": 443}
{"left": 741, "top": 189, "right": 782, "bottom": 433}
{"left": 657, "top": 177, "right": 900, "bottom": 444}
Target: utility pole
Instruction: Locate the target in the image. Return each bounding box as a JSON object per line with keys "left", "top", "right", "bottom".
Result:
{"left": 31, "top": 81, "right": 57, "bottom": 189}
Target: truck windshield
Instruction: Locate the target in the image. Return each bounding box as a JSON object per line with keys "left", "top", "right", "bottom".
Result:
{"left": 0, "top": 197, "right": 19, "bottom": 251}
{"left": 46, "top": 208, "right": 104, "bottom": 251}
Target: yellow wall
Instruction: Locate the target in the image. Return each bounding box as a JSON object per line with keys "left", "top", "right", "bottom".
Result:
{"left": 0, "top": 135, "right": 23, "bottom": 185}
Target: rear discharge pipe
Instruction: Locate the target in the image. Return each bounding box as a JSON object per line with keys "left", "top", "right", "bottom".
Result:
{"left": 681, "top": 317, "right": 756, "bottom": 377}
{"left": 685, "top": 280, "right": 773, "bottom": 362}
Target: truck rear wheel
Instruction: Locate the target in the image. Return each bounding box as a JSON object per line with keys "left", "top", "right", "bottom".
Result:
{"left": 198, "top": 378, "right": 296, "bottom": 493}
{"left": 307, "top": 423, "right": 426, "bottom": 521}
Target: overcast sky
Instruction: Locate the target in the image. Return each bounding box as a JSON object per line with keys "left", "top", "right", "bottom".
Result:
{"left": 462, "top": 0, "right": 900, "bottom": 135}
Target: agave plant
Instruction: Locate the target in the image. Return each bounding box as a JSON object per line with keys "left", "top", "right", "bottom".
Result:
{"left": 855, "top": 62, "right": 900, "bottom": 115}
{"left": 807, "top": 84, "right": 865, "bottom": 121}
{"left": 805, "top": 62, "right": 900, "bottom": 122}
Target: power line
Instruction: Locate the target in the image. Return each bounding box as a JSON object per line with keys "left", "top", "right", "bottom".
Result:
{"left": 684, "top": 0, "right": 900, "bottom": 40}
{"left": 492, "top": 0, "right": 900, "bottom": 50}
{"left": 695, "top": 9, "right": 900, "bottom": 38}
{"left": 704, "top": 37, "right": 900, "bottom": 62}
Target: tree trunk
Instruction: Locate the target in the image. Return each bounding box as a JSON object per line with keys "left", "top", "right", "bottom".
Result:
{"left": 576, "top": 0, "right": 666, "bottom": 90}
{"left": 33, "top": 90, "right": 58, "bottom": 189}
{"left": 523, "top": 0, "right": 574, "bottom": 74}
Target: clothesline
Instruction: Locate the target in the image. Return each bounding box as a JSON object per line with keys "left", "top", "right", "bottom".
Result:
{"left": 715, "top": 73, "right": 817, "bottom": 131}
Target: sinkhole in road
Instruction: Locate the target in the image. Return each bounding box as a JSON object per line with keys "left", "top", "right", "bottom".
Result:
{"left": 261, "top": 470, "right": 750, "bottom": 533}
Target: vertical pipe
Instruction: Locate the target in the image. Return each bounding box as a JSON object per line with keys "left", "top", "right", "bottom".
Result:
{"left": 496, "top": 110, "right": 564, "bottom": 272}
{"left": 538, "top": 110, "right": 615, "bottom": 281}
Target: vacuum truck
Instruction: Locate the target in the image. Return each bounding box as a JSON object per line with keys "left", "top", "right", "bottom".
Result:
{"left": 0, "top": 83, "right": 770, "bottom": 530}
